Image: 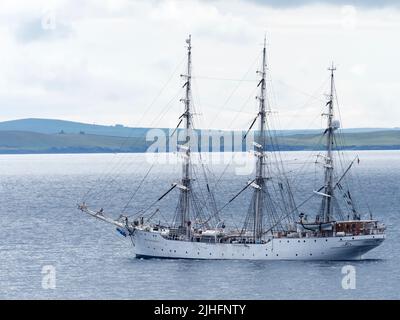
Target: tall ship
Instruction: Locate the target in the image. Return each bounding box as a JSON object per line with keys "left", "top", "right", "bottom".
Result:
{"left": 79, "top": 36, "right": 385, "bottom": 260}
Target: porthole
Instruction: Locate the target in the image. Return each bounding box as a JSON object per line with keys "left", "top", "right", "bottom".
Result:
{"left": 295, "top": 254, "right": 298, "bottom": 256}
{"left": 209, "top": 253, "right": 212, "bottom": 255}
{"left": 325, "top": 239, "right": 328, "bottom": 242}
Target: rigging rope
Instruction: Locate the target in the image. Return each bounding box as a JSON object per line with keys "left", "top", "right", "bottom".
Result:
{"left": 207, "top": 51, "right": 262, "bottom": 128}
{"left": 120, "top": 163, "right": 155, "bottom": 215}
{"left": 81, "top": 56, "right": 185, "bottom": 204}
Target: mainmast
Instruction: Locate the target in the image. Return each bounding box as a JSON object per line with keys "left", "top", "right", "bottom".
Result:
{"left": 178, "top": 35, "right": 193, "bottom": 233}
{"left": 253, "top": 37, "right": 267, "bottom": 242}
{"left": 321, "top": 63, "right": 336, "bottom": 222}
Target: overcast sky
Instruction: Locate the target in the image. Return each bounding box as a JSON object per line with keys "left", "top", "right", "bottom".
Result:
{"left": 0, "top": 0, "right": 399, "bottom": 130}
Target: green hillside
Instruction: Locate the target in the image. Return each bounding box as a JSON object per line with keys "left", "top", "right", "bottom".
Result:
{"left": 278, "top": 130, "right": 400, "bottom": 149}
{"left": 0, "top": 131, "right": 149, "bottom": 153}
{"left": 0, "top": 118, "right": 151, "bottom": 137}
{"left": 0, "top": 129, "right": 399, "bottom": 154}
{"left": 1, "top": 118, "right": 398, "bottom": 137}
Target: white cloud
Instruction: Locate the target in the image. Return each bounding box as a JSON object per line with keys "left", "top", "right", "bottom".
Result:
{"left": 0, "top": 0, "right": 399, "bottom": 130}
{"left": 350, "top": 64, "right": 366, "bottom": 76}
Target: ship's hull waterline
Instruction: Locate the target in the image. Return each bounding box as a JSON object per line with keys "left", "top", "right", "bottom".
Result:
{"left": 131, "top": 229, "right": 385, "bottom": 261}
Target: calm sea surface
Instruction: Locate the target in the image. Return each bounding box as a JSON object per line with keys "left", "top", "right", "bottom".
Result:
{"left": 0, "top": 151, "right": 399, "bottom": 299}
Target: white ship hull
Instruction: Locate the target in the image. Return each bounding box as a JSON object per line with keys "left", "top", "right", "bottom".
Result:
{"left": 131, "top": 229, "right": 385, "bottom": 261}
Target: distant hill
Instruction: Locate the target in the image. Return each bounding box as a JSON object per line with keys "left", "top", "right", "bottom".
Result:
{"left": 0, "top": 131, "right": 149, "bottom": 153}
{"left": 0, "top": 127, "right": 399, "bottom": 154}
{"left": 277, "top": 130, "right": 400, "bottom": 150}
{"left": 1, "top": 118, "right": 399, "bottom": 137}
{"left": 0, "top": 118, "right": 151, "bottom": 137}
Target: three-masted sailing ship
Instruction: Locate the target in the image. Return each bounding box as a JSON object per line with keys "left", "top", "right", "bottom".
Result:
{"left": 78, "top": 36, "right": 385, "bottom": 260}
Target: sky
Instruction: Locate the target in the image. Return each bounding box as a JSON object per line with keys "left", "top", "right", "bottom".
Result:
{"left": 0, "top": 0, "right": 399, "bottom": 130}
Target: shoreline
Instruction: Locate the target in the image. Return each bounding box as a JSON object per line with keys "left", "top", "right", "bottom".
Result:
{"left": 1, "top": 146, "right": 400, "bottom": 155}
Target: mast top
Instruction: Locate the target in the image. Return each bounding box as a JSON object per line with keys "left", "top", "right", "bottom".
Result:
{"left": 328, "top": 62, "right": 336, "bottom": 75}
{"left": 186, "top": 34, "right": 191, "bottom": 48}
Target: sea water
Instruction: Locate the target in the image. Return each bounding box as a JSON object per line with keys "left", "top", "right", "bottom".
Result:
{"left": 0, "top": 151, "right": 398, "bottom": 299}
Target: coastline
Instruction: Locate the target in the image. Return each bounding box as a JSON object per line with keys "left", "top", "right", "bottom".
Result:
{"left": 1, "top": 145, "right": 400, "bottom": 154}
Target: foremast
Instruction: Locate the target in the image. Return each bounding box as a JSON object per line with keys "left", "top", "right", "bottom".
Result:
{"left": 321, "top": 64, "right": 336, "bottom": 223}
{"left": 178, "top": 35, "right": 193, "bottom": 236}
{"left": 253, "top": 37, "right": 268, "bottom": 242}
